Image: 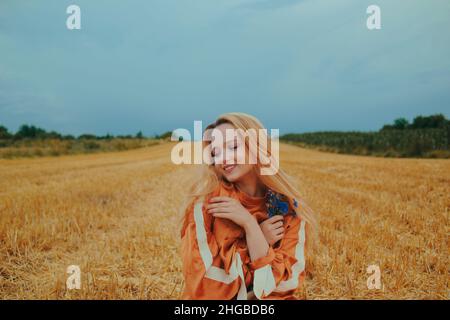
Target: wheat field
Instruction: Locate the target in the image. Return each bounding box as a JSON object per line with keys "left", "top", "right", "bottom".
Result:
{"left": 0, "top": 142, "right": 448, "bottom": 299}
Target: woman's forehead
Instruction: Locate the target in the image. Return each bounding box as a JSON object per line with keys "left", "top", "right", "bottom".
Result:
{"left": 214, "top": 122, "right": 235, "bottom": 133}
{"left": 207, "top": 123, "right": 243, "bottom": 144}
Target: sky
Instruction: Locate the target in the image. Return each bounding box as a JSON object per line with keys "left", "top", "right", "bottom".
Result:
{"left": 0, "top": 0, "right": 449, "bottom": 136}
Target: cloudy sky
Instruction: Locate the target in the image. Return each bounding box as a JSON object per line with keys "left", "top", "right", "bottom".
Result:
{"left": 1, "top": 0, "right": 449, "bottom": 136}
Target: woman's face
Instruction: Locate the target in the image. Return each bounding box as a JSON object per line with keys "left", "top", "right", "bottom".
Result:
{"left": 209, "top": 123, "right": 255, "bottom": 183}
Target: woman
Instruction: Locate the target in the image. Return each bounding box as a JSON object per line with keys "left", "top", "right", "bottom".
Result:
{"left": 179, "top": 112, "right": 317, "bottom": 300}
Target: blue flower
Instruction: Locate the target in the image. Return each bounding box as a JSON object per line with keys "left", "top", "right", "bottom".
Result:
{"left": 278, "top": 201, "right": 289, "bottom": 214}
{"left": 265, "top": 189, "right": 294, "bottom": 218}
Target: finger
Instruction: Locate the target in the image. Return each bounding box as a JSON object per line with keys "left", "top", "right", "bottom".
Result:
{"left": 206, "top": 202, "right": 232, "bottom": 209}
{"left": 207, "top": 207, "right": 231, "bottom": 214}
{"left": 275, "top": 233, "right": 284, "bottom": 240}
{"left": 206, "top": 203, "right": 231, "bottom": 210}
{"left": 209, "top": 196, "right": 233, "bottom": 203}
{"left": 266, "top": 215, "right": 284, "bottom": 223}
{"left": 270, "top": 221, "right": 284, "bottom": 229}
{"left": 212, "top": 212, "right": 229, "bottom": 219}
{"left": 274, "top": 227, "right": 285, "bottom": 235}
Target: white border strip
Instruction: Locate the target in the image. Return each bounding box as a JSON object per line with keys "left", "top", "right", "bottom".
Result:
{"left": 273, "top": 219, "right": 306, "bottom": 292}
{"left": 252, "top": 219, "right": 306, "bottom": 298}
{"left": 193, "top": 200, "right": 248, "bottom": 299}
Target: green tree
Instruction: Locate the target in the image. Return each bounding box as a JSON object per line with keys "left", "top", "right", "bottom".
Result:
{"left": 380, "top": 124, "right": 394, "bottom": 131}
{"left": 135, "top": 131, "right": 144, "bottom": 139}
{"left": 78, "top": 134, "right": 97, "bottom": 140}
{"left": 15, "top": 124, "right": 48, "bottom": 139}
{"left": 97, "top": 133, "right": 114, "bottom": 140}
{"left": 47, "top": 131, "right": 62, "bottom": 139}
{"left": 0, "top": 125, "right": 12, "bottom": 139}
{"left": 411, "top": 114, "right": 448, "bottom": 129}
{"left": 156, "top": 131, "right": 172, "bottom": 140}
{"left": 393, "top": 118, "right": 409, "bottom": 130}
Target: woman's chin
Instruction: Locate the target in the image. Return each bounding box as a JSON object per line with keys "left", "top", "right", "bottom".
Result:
{"left": 223, "top": 172, "right": 241, "bottom": 182}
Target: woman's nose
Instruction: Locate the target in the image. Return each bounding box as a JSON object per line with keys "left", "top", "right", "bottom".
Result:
{"left": 223, "top": 151, "right": 235, "bottom": 164}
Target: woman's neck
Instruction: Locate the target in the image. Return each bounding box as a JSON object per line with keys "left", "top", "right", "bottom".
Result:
{"left": 235, "top": 173, "right": 266, "bottom": 198}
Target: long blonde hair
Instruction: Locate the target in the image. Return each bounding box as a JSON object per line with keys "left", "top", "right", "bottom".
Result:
{"left": 179, "top": 112, "right": 318, "bottom": 245}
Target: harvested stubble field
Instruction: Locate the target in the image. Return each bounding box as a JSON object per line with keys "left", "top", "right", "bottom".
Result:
{"left": 0, "top": 142, "right": 448, "bottom": 299}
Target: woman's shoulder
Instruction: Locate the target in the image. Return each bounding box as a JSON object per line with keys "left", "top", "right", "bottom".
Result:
{"left": 204, "top": 180, "right": 236, "bottom": 201}
{"left": 185, "top": 182, "right": 236, "bottom": 214}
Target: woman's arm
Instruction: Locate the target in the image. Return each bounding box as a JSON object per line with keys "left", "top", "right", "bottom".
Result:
{"left": 243, "top": 217, "right": 270, "bottom": 262}
{"left": 181, "top": 199, "right": 246, "bottom": 299}
{"left": 247, "top": 216, "right": 307, "bottom": 300}
{"left": 207, "top": 196, "right": 307, "bottom": 299}
{"left": 207, "top": 196, "right": 270, "bottom": 262}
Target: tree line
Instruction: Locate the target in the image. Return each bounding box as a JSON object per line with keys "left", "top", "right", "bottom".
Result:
{"left": 381, "top": 114, "right": 449, "bottom": 130}
{"left": 281, "top": 114, "right": 449, "bottom": 158}
{"left": 0, "top": 124, "right": 173, "bottom": 141}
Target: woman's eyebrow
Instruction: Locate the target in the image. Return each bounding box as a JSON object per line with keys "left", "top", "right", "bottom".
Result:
{"left": 224, "top": 138, "right": 238, "bottom": 144}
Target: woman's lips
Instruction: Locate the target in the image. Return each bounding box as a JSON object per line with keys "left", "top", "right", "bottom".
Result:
{"left": 223, "top": 164, "right": 237, "bottom": 173}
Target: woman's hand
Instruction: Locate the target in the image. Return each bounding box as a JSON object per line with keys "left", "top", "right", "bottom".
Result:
{"left": 206, "top": 196, "right": 255, "bottom": 229}
{"left": 259, "top": 215, "right": 284, "bottom": 246}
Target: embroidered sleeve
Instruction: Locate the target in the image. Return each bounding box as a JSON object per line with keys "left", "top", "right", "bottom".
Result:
{"left": 247, "top": 216, "right": 306, "bottom": 299}
{"left": 180, "top": 200, "right": 248, "bottom": 299}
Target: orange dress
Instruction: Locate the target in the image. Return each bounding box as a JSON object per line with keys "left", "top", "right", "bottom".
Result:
{"left": 180, "top": 181, "right": 306, "bottom": 300}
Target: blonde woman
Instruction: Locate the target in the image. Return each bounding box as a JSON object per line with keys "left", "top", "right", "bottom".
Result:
{"left": 179, "top": 112, "right": 317, "bottom": 300}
